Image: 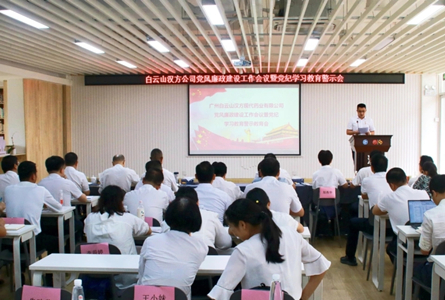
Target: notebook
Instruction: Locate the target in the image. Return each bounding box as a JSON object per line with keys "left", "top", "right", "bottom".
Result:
{"left": 5, "top": 224, "right": 25, "bottom": 231}
{"left": 408, "top": 200, "right": 436, "bottom": 229}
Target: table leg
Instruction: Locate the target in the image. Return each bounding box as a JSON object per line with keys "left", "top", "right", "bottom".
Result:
{"left": 404, "top": 238, "right": 415, "bottom": 300}
{"left": 69, "top": 214, "right": 75, "bottom": 253}
{"left": 58, "top": 216, "right": 64, "bottom": 253}
{"left": 396, "top": 235, "right": 404, "bottom": 300}
{"left": 357, "top": 199, "right": 364, "bottom": 264}
{"left": 13, "top": 237, "right": 22, "bottom": 289}
{"left": 86, "top": 203, "right": 92, "bottom": 215}
{"left": 29, "top": 232, "right": 36, "bottom": 282}
{"left": 53, "top": 272, "right": 63, "bottom": 288}
{"left": 372, "top": 216, "right": 380, "bottom": 290}
{"left": 431, "top": 263, "right": 440, "bottom": 300}
{"left": 378, "top": 218, "right": 386, "bottom": 291}
{"left": 32, "top": 271, "right": 43, "bottom": 286}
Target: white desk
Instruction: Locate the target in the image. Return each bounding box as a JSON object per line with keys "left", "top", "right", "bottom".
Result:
{"left": 371, "top": 214, "right": 389, "bottom": 291}
{"left": 396, "top": 225, "right": 421, "bottom": 300}
{"left": 4, "top": 225, "right": 36, "bottom": 289}
{"left": 430, "top": 255, "right": 445, "bottom": 300}
{"left": 41, "top": 206, "right": 75, "bottom": 253}
{"left": 357, "top": 196, "right": 369, "bottom": 264}
{"left": 302, "top": 226, "right": 310, "bottom": 242}
{"left": 72, "top": 196, "right": 99, "bottom": 215}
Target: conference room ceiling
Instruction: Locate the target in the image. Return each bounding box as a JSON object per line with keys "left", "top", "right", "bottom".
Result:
{"left": 0, "top": 0, "right": 444, "bottom": 76}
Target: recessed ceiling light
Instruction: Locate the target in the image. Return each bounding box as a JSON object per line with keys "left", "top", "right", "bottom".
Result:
{"left": 0, "top": 10, "right": 48, "bottom": 29}
{"left": 174, "top": 60, "right": 189, "bottom": 68}
{"left": 74, "top": 41, "right": 104, "bottom": 54}
{"left": 117, "top": 60, "right": 137, "bottom": 69}
{"left": 147, "top": 40, "right": 170, "bottom": 53}
{"left": 304, "top": 38, "right": 319, "bottom": 51}
{"left": 296, "top": 58, "right": 309, "bottom": 67}
{"left": 202, "top": 4, "right": 224, "bottom": 25}
{"left": 221, "top": 39, "right": 236, "bottom": 52}
{"left": 350, "top": 58, "right": 366, "bottom": 67}
{"left": 407, "top": 4, "right": 445, "bottom": 25}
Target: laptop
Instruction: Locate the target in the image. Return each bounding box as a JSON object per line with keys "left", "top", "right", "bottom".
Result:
{"left": 408, "top": 200, "right": 436, "bottom": 229}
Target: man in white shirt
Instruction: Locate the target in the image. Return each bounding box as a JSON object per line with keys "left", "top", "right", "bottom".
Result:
{"left": 64, "top": 152, "right": 90, "bottom": 195}
{"left": 0, "top": 155, "right": 19, "bottom": 201}
{"left": 252, "top": 153, "right": 293, "bottom": 186}
{"left": 150, "top": 148, "right": 178, "bottom": 192}
{"left": 212, "top": 162, "right": 243, "bottom": 202}
{"left": 135, "top": 160, "right": 175, "bottom": 202}
{"left": 350, "top": 150, "right": 383, "bottom": 187}
{"left": 5, "top": 161, "right": 63, "bottom": 254}
{"left": 346, "top": 103, "right": 375, "bottom": 136}
{"left": 195, "top": 161, "right": 232, "bottom": 223}
{"left": 99, "top": 154, "right": 140, "bottom": 193}
{"left": 373, "top": 167, "right": 430, "bottom": 260}
{"left": 312, "top": 150, "right": 348, "bottom": 189}
{"left": 124, "top": 168, "right": 169, "bottom": 223}
{"left": 244, "top": 158, "right": 303, "bottom": 217}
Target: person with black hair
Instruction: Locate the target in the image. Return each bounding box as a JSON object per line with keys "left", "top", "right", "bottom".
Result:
{"left": 0, "top": 155, "right": 19, "bottom": 201}
{"left": 64, "top": 152, "right": 90, "bottom": 195}
{"left": 99, "top": 154, "right": 140, "bottom": 193}
{"left": 208, "top": 198, "right": 330, "bottom": 300}
{"left": 134, "top": 160, "right": 175, "bottom": 202}
{"left": 413, "top": 175, "right": 445, "bottom": 296}
{"left": 150, "top": 148, "right": 178, "bottom": 192}
{"left": 244, "top": 158, "right": 303, "bottom": 217}
{"left": 413, "top": 161, "right": 438, "bottom": 197}
{"left": 123, "top": 168, "right": 169, "bottom": 223}
{"left": 84, "top": 185, "right": 150, "bottom": 289}
{"left": 211, "top": 161, "right": 243, "bottom": 201}
{"left": 373, "top": 168, "right": 429, "bottom": 259}
{"left": 38, "top": 155, "right": 87, "bottom": 206}
{"left": 245, "top": 188, "right": 304, "bottom": 233}
{"left": 350, "top": 150, "right": 383, "bottom": 187}
{"left": 409, "top": 155, "right": 434, "bottom": 186}
{"left": 252, "top": 153, "right": 293, "bottom": 185}
{"left": 312, "top": 150, "right": 348, "bottom": 189}
{"left": 138, "top": 197, "right": 208, "bottom": 300}
{"left": 195, "top": 161, "right": 232, "bottom": 223}
{"left": 346, "top": 103, "right": 375, "bottom": 136}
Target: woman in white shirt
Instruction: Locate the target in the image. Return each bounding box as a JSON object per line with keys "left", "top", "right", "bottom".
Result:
{"left": 208, "top": 199, "right": 330, "bottom": 300}
{"left": 246, "top": 188, "right": 304, "bottom": 233}
{"left": 138, "top": 197, "right": 208, "bottom": 300}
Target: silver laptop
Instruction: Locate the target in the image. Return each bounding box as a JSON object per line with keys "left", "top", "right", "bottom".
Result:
{"left": 408, "top": 200, "right": 436, "bottom": 229}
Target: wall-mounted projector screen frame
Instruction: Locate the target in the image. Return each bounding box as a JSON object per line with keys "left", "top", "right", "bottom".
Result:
{"left": 188, "top": 84, "right": 301, "bottom": 156}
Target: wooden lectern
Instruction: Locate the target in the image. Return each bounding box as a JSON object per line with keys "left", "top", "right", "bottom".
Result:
{"left": 350, "top": 135, "right": 392, "bottom": 172}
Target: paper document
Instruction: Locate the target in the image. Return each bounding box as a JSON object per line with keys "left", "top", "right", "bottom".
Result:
{"left": 5, "top": 224, "right": 25, "bottom": 230}
{"left": 358, "top": 127, "right": 369, "bottom": 134}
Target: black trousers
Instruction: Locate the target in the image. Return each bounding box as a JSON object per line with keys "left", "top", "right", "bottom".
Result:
{"left": 413, "top": 261, "right": 434, "bottom": 300}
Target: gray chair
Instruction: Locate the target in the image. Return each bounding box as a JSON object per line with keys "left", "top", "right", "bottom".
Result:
{"left": 309, "top": 188, "right": 341, "bottom": 241}
{"left": 229, "top": 288, "right": 294, "bottom": 300}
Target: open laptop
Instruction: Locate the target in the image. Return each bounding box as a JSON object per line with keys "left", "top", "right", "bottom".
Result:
{"left": 408, "top": 200, "right": 436, "bottom": 229}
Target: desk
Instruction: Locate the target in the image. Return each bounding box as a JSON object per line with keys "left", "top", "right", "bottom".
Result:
{"left": 4, "top": 225, "right": 36, "bottom": 289}
{"left": 302, "top": 226, "right": 311, "bottom": 242}
{"left": 88, "top": 183, "right": 100, "bottom": 196}
{"left": 72, "top": 196, "right": 99, "bottom": 215}
{"left": 357, "top": 196, "right": 369, "bottom": 264}
{"left": 41, "top": 206, "right": 75, "bottom": 254}
{"left": 396, "top": 225, "right": 420, "bottom": 300}
{"left": 430, "top": 255, "right": 445, "bottom": 300}
{"left": 371, "top": 214, "right": 389, "bottom": 291}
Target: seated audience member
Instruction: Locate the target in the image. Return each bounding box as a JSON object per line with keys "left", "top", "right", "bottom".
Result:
{"left": 124, "top": 168, "right": 168, "bottom": 223}
{"left": 244, "top": 158, "right": 303, "bottom": 217}
{"left": 245, "top": 188, "right": 304, "bottom": 233}
{"left": 409, "top": 155, "right": 434, "bottom": 186}
{"left": 135, "top": 160, "right": 175, "bottom": 202}
{"left": 38, "top": 156, "right": 87, "bottom": 205}
{"left": 372, "top": 168, "right": 430, "bottom": 259}
{"left": 252, "top": 161, "right": 289, "bottom": 184}
{"left": 138, "top": 197, "right": 208, "bottom": 300}
{"left": 64, "top": 152, "right": 90, "bottom": 195}
{"left": 350, "top": 150, "right": 383, "bottom": 187}
{"left": 253, "top": 153, "right": 293, "bottom": 185}
{"left": 195, "top": 161, "right": 232, "bottom": 223}
{"left": 413, "top": 161, "right": 437, "bottom": 197}
{"left": 85, "top": 185, "right": 150, "bottom": 289}
{"left": 312, "top": 150, "right": 348, "bottom": 189}
{"left": 5, "top": 161, "right": 63, "bottom": 254}
{"left": 99, "top": 154, "right": 140, "bottom": 193}
{"left": 212, "top": 162, "right": 243, "bottom": 201}
{"left": 150, "top": 148, "right": 178, "bottom": 192}
{"left": 341, "top": 154, "right": 393, "bottom": 266}
{"left": 0, "top": 155, "right": 19, "bottom": 200}
{"left": 208, "top": 199, "right": 330, "bottom": 300}
{"left": 413, "top": 175, "right": 445, "bottom": 297}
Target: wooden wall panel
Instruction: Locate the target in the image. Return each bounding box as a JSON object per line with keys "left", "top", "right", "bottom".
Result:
{"left": 63, "top": 85, "right": 72, "bottom": 153}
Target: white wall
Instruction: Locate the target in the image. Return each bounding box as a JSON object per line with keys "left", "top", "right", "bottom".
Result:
{"left": 420, "top": 74, "right": 440, "bottom": 164}
{"left": 71, "top": 75, "right": 422, "bottom": 179}
{"left": 5, "top": 79, "right": 25, "bottom": 154}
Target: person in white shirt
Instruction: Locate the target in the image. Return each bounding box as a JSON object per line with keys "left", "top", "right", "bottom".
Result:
{"left": 0, "top": 155, "right": 20, "bottom": 201}
{"left": 5, "top": 161, "right": 63, "bottom": 254}
{"left": 253, "top": 153, "right": 294, "bottom": 186}
{"left": 245, "top": 187, "right": 304, "bottom": 233}
{"left": 409, "top": 155, "right": 433, "bottom": 187}
{"left": 150, "top": 148, "right": 178, "bottom": 192}
{"left": 208, "top": 199, "right": 330, "bottom": 300}
{"left": 64, "top": 152, "right": 90, "bottom": 195}
{"left": 212, "top": 162, "right": 243, "bottom": 202}
{"left": 124, "top": 168, "right": 169, "bottom": 223}
{"left": 138, "top": 197, "right": 208, "bottom": 300}
{"left": 135, "top": 160, "right": 175, "bottom": 202}
{"left": 312, "top": 150, "right": 348, "bottom": 190}
{"left": 350, "top": 150, "right": 383, "bottom": 187}
{"left": 373, "top": 168, "right": 430, "bottom": 260}
{"left": 85, "top": 185, "right": 151, "bottom": 289}
{"left": 346, "top": 103, "right": 375, "bottom": 136}
{"left": 99, "top": 154, "right": 140, "bottom": 193}
{"left": 244, "top": 158, "right": 304, "bottom": 217}
{"left": 195, "top": 161, "right": 233, "bottom": 223}
{"left": 413, "top": 175, "right": 445, "bottom": 294}
{"left": 341, "top": 154, "right": 393, "bottom": 266}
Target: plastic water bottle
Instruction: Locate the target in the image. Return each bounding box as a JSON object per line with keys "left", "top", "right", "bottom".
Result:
{"left": 137, "top": 201, "right": 145, "bottom": 220}
{"left": 59, "top": 190, "right": 64, "bottom": 205}
{"left": 269, "top": 274, "right": 282, "bottom": 300}
{"left": 72, "top": 279, "right": 84, "bottom": 300}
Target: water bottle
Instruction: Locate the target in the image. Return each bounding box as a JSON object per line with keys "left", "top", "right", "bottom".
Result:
{"left": 59, "top": 190, "right": 64, "bottom": 205}
{"left": 137, "top": 201, "right": 145, "bottom": 220}
{"left": 174, "top": 172, "right": 179, "bottom": 184}
{"left": 72, "top": 279, "right": 84, "bottom": 300}
{"left": 269, "top": 274, "right": 282, "bottom": 300}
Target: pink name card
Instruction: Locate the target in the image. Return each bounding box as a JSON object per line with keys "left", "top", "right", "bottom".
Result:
{"left": 241, "top": 289, "right": 270, "bottom": 300}
{"left": 3, "top": 217, "right": 25, "bottom": 224}
{"left": 80, "top": 243, "right": 110, "bottom": 254}
{"left": 144, "top": 217, "right": 153, "bottom": 227}
{"left": 22, "top": 285, "right": 61, "bottom": 300}
{"left": 134, "top": 285, "right": 175, "bottom": 300}
{"left": 319, "top": 186, "right": 336, "bottom": 199}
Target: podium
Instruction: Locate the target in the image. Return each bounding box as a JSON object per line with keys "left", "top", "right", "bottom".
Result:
{"left": 350, "top": 135, "right": 392, "bottom": 172}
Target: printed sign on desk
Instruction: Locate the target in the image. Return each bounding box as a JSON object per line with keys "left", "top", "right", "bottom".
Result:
{"left": 134, "top": 285, "right": 175, "bottom": 300}
{"left": 21, "top": 285, "right": 61, "bottom": 300}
